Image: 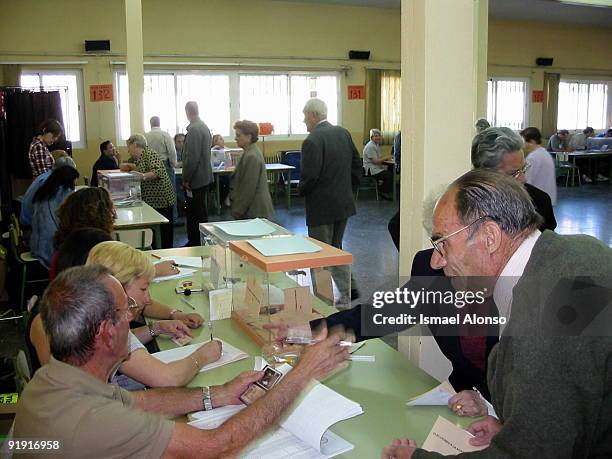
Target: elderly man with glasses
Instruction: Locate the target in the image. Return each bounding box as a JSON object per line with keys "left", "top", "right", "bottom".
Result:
{"left": 13, "top": 265, "right": 349, "bottom": 458}
{"left": 382, "top": 169, "right": 612, "bottom": 459}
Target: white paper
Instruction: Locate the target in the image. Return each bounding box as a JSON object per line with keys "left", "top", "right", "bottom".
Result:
{"left": 160, "top": 255, "right": 204, "bottom": 268}
{"left": 213, "top": 218, "right": 276, "bottom": 237}
{"left": 151, "top": 339, "right": 247, "bottom": 372}
{"left": 348, "top": 355, "right": 375, "bottom": 362}
{"left": 209, "top": 288, "right": 233, "bottom": 320}
{"left": 407, "top": 381, "right": 456, "bottom": 407}
{"left": 421, "top": 416, "right": 486, "bottom": 454}
{"left": 248, "top": 236, "right": 322, "bottom": 257}
{"left": 151, "top": 267, "right": 197, "bottom": 283}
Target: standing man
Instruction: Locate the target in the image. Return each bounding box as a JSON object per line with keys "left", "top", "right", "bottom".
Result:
{"left": 299, "top": 98, "right": 362, "bottom": 301}
{"left": 91, "top": 140, "right": 120, "bottom": 187}
{"left": 182, "top": 101, "right": 213, "bottom": 246}
{"left": 174, "top": 133, "right": 186, "bottom": 219}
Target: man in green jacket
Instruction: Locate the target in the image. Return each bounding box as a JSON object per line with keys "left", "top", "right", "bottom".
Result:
{"left": 383, "top": 169, "right": 612, "bottom": 458}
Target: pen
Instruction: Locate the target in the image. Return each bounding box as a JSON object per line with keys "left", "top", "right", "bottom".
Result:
{"left": 285, "top": 337, "right": 354, "bottom": 347}
{"left": 151, "top": 253, "right": 179, "bottom": 267}
{"left": 208, "top": 320, "right": 214, "bottom": 341}
{"left": 180, "top": 297, "right": 196, "bottom": 310}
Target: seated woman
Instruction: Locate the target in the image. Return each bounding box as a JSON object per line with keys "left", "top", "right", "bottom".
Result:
{"left": 29, "top": 165, "right": 79, "bottom": 269}
{"left": 50, "top": 187, "right": 178, "bottom": 279}
{"left": 121, "top": 134, "right": 176, "bottom": 249}
{"left": 229, "top": 120, "right": 274, "bottom": 219}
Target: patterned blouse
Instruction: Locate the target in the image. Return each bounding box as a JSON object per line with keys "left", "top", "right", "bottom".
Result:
{"left": 133, "top": 147, "right": 175, "bottom": 209}
{"left": 28, "top": 137, "right": 54, "bottom": 177}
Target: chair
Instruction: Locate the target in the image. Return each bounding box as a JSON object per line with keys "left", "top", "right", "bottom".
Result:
{"left": 8, "top": 224, "right": 47, "bottom": 312}
{"left": 280, "top": 151, "right": 301, "bottom": 196}
{"left": 112, "top": 229, "right": 153, "bottom": 250}
{"left": 355, "top": 168, "right": 379, "bottom": 201}
{"left": 265, "top": 153, "right": 281, "bottom": 200}
{"left": 554, "top": 152, "right": 581, "bottom": 187}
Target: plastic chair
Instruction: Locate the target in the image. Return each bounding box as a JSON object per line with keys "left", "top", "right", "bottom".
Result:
{"left": 554, "top": 152, "right": 581, "bottom": 187}
{"left": 265, "top": 153, "right": 281, "bottom": 199}
{"left": 281, "top": 151, "right": 301, "bottom": 195}
{"left": 8, "top": 224, "right": 47, "bottom": 312}
{"left": 112, "top": 229, "right": 154, "bottom": 250}
{"left": 355, "top": 168, "right": 379, "bottom": 201}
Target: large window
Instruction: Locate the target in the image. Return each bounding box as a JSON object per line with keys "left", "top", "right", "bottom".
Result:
{"left": 487, "top": 78, "right": 528, "bottom": 130}
{"left": 115, "top": 70, "right": 339, "bottom": 140}
{"left": 557, "top": 80, "right": 609, "bottom": 130}
{"left": 380, "top": 70, "right": 401, "bottom": 136}
{"left": 21, "top": 70, "right": 85, "bottom": 147}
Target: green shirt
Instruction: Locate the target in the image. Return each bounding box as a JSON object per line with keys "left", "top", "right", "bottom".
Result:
{"left": 134, "top": 146, "right": 175, "bottom": 209}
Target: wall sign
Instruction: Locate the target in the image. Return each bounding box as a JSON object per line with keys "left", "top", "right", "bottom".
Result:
{"left": 532, "top": 90, "right": 544, "bottom": 103}
{"left": 348, "top": 85, "right": 365, "bottom": 100}
{"left": 89, "top": 84, "right": 113, "bottom": 102}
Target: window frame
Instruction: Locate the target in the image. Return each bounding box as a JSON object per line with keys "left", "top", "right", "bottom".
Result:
{"left": 557, "top": 78, "right": 611, "bottom": 131}
{"left": 487, "top": 77, "right": 530, "bottom": 131}
{"left": 20, "top": 68, "right": 87, "bottom": 149}
{"left": 113, "top": 68, "right": 342, "bottom": 143}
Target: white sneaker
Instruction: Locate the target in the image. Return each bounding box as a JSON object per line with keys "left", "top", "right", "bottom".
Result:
{"left": 597, "top": 174, "right": 609, "bottom": 182}
{"left": 582, "top": 174, "right": 593, "bottom": 183}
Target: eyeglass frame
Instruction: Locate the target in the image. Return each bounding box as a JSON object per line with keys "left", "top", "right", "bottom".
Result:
{"left": 115, "top": 295, "right": 139, "bottom": 322}
{"left": 429, "top": 215, "right": 490, "bottom": 257}
{"left": 510, "top": 162, "right": 531, "bottom": 179}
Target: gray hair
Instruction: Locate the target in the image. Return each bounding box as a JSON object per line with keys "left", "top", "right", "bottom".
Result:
{"left": 370, "top": 128, "right": 382, "bottom": 138}
{"left": 40, "top": 265, "right": 116, "bottom": 366}
{"left": 126, "top": 133, "right": 147, "bottom": 149}
{"left": 422, "top": 184, "right": 449, "bottom": 235}
{"left": 150, "top": 116, "right": 160, "bottom": 127}
{"left": 451, "top": 169, "right": 542, "bottom": 238}
{"left": 303, "top": 98, "right": 328, "bottom": 119}
{"left": 471, "top": 127, "right": 524, "bottom": 170}
{"left": 54, "top": 155, "right": 76, "bottom": 169}
{"left": 185, "top": 101, "right": 199, "bottom": 116}
{"left": 475, "top": 118, "right": 491, "bottom": 132}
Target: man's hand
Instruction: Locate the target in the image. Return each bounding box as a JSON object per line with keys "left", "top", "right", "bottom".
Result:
{"left": 293, "top": 334, "right": 349, "bottom": 381}
{"left": 175, "top": 311, "right": 203, "bottom": 328}
{"left": 448, "top": 390, "right": 488, "bottom": 417}
{"left": 467, "top": 415, "right": 502, "bottom": 446}
{"left": 381, "top": 439, "right": 417, "bottom": 459}
{"left": 155, "top": 260, "right": 179, "bottom": 277}
{"left": 214, "top": 371, "right": 264, "bottom": 406}
{"left": 183, "top": 180, "right": 191, "bottom": 191}
{"left": 154, "top": 320, "right": 193, "bottom": 339}
{"left": 196, "top": 339, "right": 223, "bottom": 365}
{"left": 120, "top": 163, "right": 136, "bottom": 172}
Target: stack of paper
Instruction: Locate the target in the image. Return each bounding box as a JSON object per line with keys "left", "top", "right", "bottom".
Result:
{"left": 189, "top": 363, "right": 362, "bottom": 458}
{"left": 151, "top": 267, "right": 197, "bottom": 283}
{"left": 248, "top": 236, "right": 322, "bottom": 257}
{"left": 213, "top": 218, "right": 276, "bottom": 237}
{"left": 152, "top": 339, "right": 248, "bottom": 373}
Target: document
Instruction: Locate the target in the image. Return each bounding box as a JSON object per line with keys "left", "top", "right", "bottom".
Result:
{"left": 421, "top": 416, "right": 486, "bottom": 455}
{"left": 160, "top": 255, "right": 204, "bottom": 268}
{"left": 248, "top": 236, "right": 322, "bottom": 257}
{"left": 151, "top": 267, "right": 197, "bottom": 283}
{"left": 152, "top": 339, "right": 248, "bottom": 372}
{"left": 209, "top": 288, "right": 233, "bottom": 320}
{"left": 213, "top": 218, "right": 276, "bottom": 237}
{"left": 407, "top": 381, "right": 456, "bottom": 407}
{"left": 190, "top": 363, "right": 361, "bottom": 458}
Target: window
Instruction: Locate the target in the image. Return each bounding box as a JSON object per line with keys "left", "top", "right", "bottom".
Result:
{"left": 114, "top": 70, "right": 339, "bottom": 141}
{"left": 557, "top": 81, "right": 609, "bottom": 130}
{"left": 487, "top": 78, "right": 528, "bottom": 130}
{"left": 380, "top": 71, "right": 401, "bottom": 136}
{"left": 21, "top": 70, "right": 85, "bottom": 147}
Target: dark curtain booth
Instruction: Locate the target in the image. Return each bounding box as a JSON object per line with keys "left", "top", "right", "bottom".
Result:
{"left": 0, "top": 88, "right": 64, "bottom": 223}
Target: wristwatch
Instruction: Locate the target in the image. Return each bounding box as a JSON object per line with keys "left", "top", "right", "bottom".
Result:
{"left": 202, "top": 386, "right": 213, "bottom": 411}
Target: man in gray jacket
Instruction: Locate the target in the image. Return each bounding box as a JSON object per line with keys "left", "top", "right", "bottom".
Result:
{"left": 182, "top": 101, "right": 213, "bottom": 246}
{"left": 299, "top": 98, "right": 362, "bottom": 302}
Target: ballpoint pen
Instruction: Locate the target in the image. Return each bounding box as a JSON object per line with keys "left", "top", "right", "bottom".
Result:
{"left": 180, "top": 297, "right": 196, "bottom": 310}
{"left": 208, "top": 320, "right": 214, "bottom": 341}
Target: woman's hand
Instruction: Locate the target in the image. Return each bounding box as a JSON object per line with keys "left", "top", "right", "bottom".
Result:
{"left": 448, "top": 390, "right": 488, "bottom": 417}
{"left": 196, "top": 339, "right": 223, "bottom": 365}
{"left": 380, "top": 439, "right": 417, "bottom": 459}
{"left": 174, "top": 311, "right": 204, "bottom": 328}
{"left": 120, "top": 163, "right": 136, "bottom": 172}
{"left": 153, "top": 320, "right": 193, "bottom": 339}
{"left": 155, "top": 260, "right": 179, "bottom": 277}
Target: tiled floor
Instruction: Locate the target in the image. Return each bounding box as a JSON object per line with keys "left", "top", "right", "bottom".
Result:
{"left": 2, "top": 182, "right": 612, "bottom": 361}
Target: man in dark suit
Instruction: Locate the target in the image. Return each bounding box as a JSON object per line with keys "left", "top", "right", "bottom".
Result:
{"left": 299, "top": 98, "right": 362, "bottom": 301}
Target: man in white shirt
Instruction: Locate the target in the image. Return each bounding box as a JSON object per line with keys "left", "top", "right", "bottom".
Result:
{"left": 362, "top": 128, "right": 393, "bottom": 198}
{"left": 520, "top": 126, "right": 557, "bottom": 205}
{"left": 569, "top": 126, "right": 594, "bottom": 150}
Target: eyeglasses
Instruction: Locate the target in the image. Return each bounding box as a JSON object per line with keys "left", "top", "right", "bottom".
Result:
{"left": 429, "top": 215, "right": 490, "bottom": 257}
{"left": 510, "top": 162, "right": 531, "bottom": 179}
{"left": 115, "top": 296, "right": 139, "bottom": 321}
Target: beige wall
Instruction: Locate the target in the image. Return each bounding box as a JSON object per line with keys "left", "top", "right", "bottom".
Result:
{"left": 1, "top": 1, "right": 612, "bottom": 177}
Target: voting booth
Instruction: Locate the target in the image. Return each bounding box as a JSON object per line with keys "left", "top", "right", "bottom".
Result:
{"left": 199, "top": 219, "right": 293, "bottom": 290}
{"left": 97, "top": 170, "right": 142, "bottom": 207}
{"left": 227, "top": 235, "right": 353, "bottom": 349}
{"left": 210, "top": 147, "right": 243, "bottom": 170}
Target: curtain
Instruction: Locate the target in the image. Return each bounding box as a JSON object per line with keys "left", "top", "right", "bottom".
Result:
{"left": 380, "top": 70, "right": 401, "bottom": 143}
{"left": 364, "top": 69, "right": 382, "bottom": 146}
{"left": 542, "top": 73, "right": 560, "bottom": 139}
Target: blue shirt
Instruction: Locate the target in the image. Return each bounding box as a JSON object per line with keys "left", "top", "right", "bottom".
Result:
{"left": 20, "top": 170, "right": 52, "bottom": 226}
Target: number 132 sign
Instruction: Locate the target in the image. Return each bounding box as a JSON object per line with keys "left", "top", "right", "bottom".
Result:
{"left": 89, "top": 84, "right": 113, "bottom": 102}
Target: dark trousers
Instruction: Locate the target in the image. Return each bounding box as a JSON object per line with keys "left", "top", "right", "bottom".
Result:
{"left": 156, "top": 205, "right": 174, "bottom": 249}
{"left": 186, "top": 185, "right": 209, "bottom": 246}
{"left": 372, "top": 169, "right": 394, "bottom": 195}
{"left": 388, "top": 210, "right": 400, "bottom": 250}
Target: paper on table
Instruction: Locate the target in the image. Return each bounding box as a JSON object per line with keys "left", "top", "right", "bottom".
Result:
{"left": 421, "top": 416, "right": 486, "bottom": 454}
{"left": 248, "top": 236, "right": 322, "bottom": 257}
{"left": 213, "top": 218, "right": 276, "bottom": 237}
{"left": 151, "top": 339, "right": 248, "bottom": 372}
{"left": 209, "top": 288, "right": 232, "bottom": 320}
{"left": 407, "top": 381, "right": 456, "bottom": 406}
{"left": 151, "top": 267, "right": 197, "bottom": 283}
{"left": 160, "top": 255, "right": 204, "bottom": 268}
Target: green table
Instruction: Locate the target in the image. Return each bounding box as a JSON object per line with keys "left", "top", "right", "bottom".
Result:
{"left": 148, "top": 247, "right": 472, "bottom": 458}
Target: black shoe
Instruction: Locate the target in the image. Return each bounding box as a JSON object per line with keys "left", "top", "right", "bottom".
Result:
{"left": 350, "top": 288, "right": 360, "bottom": 301}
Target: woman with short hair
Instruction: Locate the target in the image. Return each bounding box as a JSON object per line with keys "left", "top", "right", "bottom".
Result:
{"left": 28, "top": 119, "right": 63, "bottom": 177}
{"left": 229, "top": 120, "right": 274, "bottom": 219}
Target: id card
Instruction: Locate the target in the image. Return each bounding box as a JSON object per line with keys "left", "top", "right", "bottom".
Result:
{"left": 239, "top": 365, "right": 283, "bottom": 405}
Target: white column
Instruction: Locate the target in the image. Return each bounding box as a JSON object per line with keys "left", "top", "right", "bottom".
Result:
{"left": 397, "top": 0, "right": 487, "bottom": 376}
{"left": 125, "top": 0, "right": 144, "bottom": 134}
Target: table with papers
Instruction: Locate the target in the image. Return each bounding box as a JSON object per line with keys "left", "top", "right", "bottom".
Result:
{"left": 147, "top": 246, "right": 476, "bottom": 458}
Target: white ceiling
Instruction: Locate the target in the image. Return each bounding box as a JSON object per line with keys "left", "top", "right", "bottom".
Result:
{"left": 275, "top": 0, "right": 612, "bottom": 27}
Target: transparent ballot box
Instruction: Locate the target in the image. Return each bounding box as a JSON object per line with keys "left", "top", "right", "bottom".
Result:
{"left": 97, "top": 170, "right": 142, "bottom": 207}
{"left": 199, "top": 219, "right": 292, "bottom": 290}
{"left": 211, "top": 148, "right": 243, "bottom": 170}
{"left": 227, "top": 236, "right": 353, "bottom": 348}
